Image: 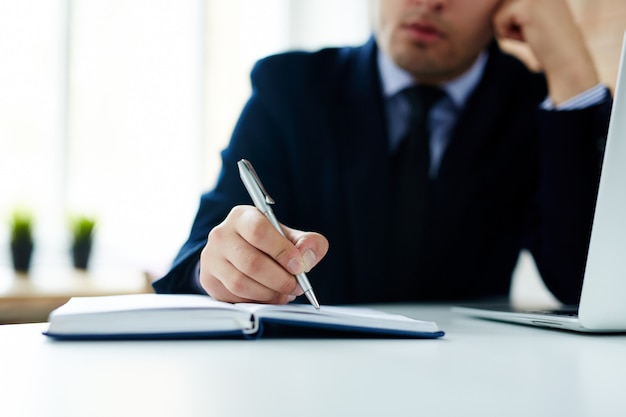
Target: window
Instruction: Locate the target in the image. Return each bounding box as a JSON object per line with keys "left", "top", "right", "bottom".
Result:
{"left": 0, "top": 0, "right": 372, "bottom": 275}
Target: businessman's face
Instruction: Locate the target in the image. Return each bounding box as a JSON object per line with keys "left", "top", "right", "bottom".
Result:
{"left": 375, "top": 0, "right": 501, "bottom": 84}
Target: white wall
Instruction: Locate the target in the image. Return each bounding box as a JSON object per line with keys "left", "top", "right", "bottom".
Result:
{"left": 202, "top": 0, "right": 372, "bottom": 190}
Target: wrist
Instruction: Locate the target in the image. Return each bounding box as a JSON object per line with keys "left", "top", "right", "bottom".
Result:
{"left": 544, "top": 55, "right": 599, "bottom": 105}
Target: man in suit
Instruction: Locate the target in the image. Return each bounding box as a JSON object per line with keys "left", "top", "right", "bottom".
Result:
{"left": 153, "top": 0, "right": 611, "bottom": 305}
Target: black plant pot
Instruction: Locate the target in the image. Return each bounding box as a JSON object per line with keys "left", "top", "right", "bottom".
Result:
{"left": 72, "top": 239, "right": 92, "bottom": 270}
{"left": 11, "top": 240, "right": 34, "bottom": 273}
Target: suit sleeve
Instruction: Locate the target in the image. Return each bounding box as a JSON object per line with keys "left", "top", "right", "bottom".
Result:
{"left": 527, "top": 90, "right": 612, "bottom": 304}
{"left": 152, "top": 58, "right": 293, "bottom": 294}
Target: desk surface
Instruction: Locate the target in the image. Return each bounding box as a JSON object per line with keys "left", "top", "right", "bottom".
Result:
{"left": 1, "top": 304, "right": 625, "bottom": 417}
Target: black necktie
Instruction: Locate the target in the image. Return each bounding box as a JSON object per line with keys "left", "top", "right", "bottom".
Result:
{"left": 385, "top": 85, "right": 445, "bottom": 300}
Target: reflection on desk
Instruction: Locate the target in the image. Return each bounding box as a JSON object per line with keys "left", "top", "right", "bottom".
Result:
{"left": 1, "top": 304, "right": 625, "bottom": 417}
{"left": 0, "top": 266, "right": 153, "bottom": 324}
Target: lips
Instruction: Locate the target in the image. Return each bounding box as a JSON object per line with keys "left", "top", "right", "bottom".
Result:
{"left": 403, "top": 21, "right": 445, "bottom": 43}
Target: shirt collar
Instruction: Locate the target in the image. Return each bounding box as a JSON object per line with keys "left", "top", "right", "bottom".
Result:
{"left": 378, "top": 48, "right": 489, "bottom": 109}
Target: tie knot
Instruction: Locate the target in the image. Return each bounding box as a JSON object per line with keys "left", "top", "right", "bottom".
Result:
{"left": 402, "top": 84, "right": 445, "bottom": 123}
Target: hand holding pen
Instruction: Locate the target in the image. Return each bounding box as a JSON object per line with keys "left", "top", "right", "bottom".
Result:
{"left": 238, "top": 159, "right": 321, "bottom": 309}
{"left": 196, "top": 160, "right": 329, "bottom": 307}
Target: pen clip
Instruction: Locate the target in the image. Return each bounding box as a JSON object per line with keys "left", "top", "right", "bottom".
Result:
{"left": 239, "top": 159, "right": 275, "bottom": 205}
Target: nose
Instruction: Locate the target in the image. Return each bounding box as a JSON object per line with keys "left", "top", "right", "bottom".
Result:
{"left": 411, "top": 0, "right": 446, "bottom": 13}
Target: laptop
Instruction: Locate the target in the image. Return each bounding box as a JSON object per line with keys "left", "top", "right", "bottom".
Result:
{"left": 453, "top": 32, "right": 626, "bottom": 333}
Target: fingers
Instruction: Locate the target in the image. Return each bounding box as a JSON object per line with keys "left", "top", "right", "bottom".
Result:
{"left": 492, "top": 0, "right": 527, "bottom": 43}
{"left": 283, "top": 225, "right": 329, "bottom": 273}
{"left": 199, "top": 205, "right": 328, "bottom": 305}
{"left": 492, "top": 0, "right": 599, "bottom": 103}
{"left": 494, "top": 0, "right": 590, "bottom": 60}
{"left": 235, "top": 207, "right": 307, "bottom": 278}
{"left": 200, "top": 234, "right": 297, "bottom": 304}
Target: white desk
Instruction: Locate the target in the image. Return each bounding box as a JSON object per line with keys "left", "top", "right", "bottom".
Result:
{"left": 1, "top": 304, "right": 625, "bottom": 417}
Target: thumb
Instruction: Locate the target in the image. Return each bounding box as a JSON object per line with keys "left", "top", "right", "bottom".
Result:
{"left": 283, "top": 226, "right": 329, "bottom": 273}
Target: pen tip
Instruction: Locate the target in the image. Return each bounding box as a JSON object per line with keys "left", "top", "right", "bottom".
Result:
{"left": 305, "top": 290, "right": 320, "bottom": 310}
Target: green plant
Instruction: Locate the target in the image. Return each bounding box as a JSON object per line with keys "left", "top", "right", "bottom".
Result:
{"left": 9, "top": 210, "right": 34, "bottom": 245}
{"left": 70, "top": 215, "right": 96, "bottom": 245}
{"left": 9, "top": 209, "right": 35, "bottom": 272}
{"left": 69, "top": 214, "right": 96, "bottom": 270}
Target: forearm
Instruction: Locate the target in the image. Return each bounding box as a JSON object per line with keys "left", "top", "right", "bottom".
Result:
{"left": 494, "top": 0, "right": 600, "bottom": 105}
{"left": 529, "top": 96, "right": 612, "bottom": 303}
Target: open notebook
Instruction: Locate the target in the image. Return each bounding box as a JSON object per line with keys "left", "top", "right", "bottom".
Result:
{"left": 453, "top": 32, "right": 626, "bottom": 333}
{"left": 43, "top": 294, "right": 444, "bottom": 340}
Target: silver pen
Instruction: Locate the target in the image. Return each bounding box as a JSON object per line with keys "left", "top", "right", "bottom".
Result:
{"left": 237, "top": 159, "right": 321, "bottom": 310}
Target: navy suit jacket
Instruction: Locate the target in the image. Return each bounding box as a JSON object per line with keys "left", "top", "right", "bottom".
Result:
{"left": 154, "top": 38, "right": 611, "bottom": 305}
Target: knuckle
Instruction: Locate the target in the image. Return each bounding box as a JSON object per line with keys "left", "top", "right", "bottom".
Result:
{"left": 272, "top": 246, "right": 291, "bottom": 263}
{"left": 238, "top": 251, "right": 265, "bottom": 276}
{"left": 237, "top": 208, "right": 273, "bottom": 244}
{"left": 199, "top": 272, "right": 222, "bottom": 298}
{"left": 207, "top": 224, "right": 225, "bottom": 244}
{"left": 277, "top": 277, "right": 298, "bottom": 295}
{"left": 229, "top": 205, "right": 248, "bottom": 219}
{"left": 227, "top": 274, "right": 248, "bottom": 296}
{"left": 246, "top": 215, "right": 268, "bottom": 243}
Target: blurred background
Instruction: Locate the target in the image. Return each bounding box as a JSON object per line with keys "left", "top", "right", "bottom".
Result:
{"left": 0, "top": 0, "right": 372, "bottom": 277}
{"left": 0, "top": 0, "right": 624, "bottom": 300}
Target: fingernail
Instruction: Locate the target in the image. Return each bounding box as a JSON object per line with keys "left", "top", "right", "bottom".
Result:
{"left": 303, "top": 249, "right": 317, "bottom": 273}
{"left": 287, "top": 295, "right": 296, "bottom": 303}
{"left": 287, "top": 257, "right": 304, "bottom": 275}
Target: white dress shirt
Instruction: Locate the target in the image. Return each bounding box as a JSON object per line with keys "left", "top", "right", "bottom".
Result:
{"left": 377, "top": 48, "right": 609, "bottom": 178}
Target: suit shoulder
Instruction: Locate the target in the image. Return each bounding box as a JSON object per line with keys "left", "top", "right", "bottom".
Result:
{"left": 250, "top": 46, "right": 358, "bottom": 94}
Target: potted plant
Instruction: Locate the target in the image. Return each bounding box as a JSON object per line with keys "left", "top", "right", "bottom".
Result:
{"left": 70, "top": 215, "right": 96, "bottom": 270}
{"left": 9, "top": 210, "right": 34, "bottom": 273}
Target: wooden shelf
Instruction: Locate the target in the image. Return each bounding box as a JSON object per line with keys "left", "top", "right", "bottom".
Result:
{"left": 0, "top": 266, "right": 154, "bottom": 324}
